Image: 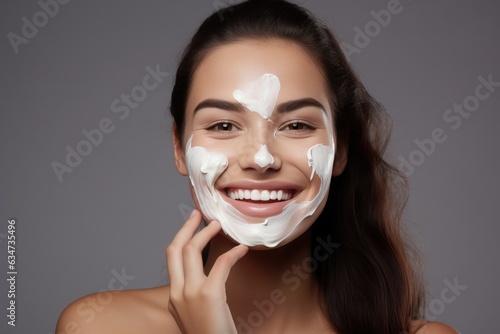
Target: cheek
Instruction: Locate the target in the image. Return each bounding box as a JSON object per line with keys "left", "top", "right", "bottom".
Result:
{"left": 188, "top": 183, "right": 199, "bottom": 206}
{"left": 187, "top": 181, "right": 206, "bottom": 220}
{"left": 279, "top": 145, "right": 311, "bottom": 171}
{"left": 189, "top": 134, "right": 242, "bottom": 153}
{"left": 189, "top": 134, "right": 205, "bottom": 148}
{"left": 273, "top": 140, "right": 320, "bottom": 179}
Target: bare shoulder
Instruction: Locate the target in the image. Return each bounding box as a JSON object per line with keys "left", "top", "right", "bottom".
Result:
{"left": 56, "top": 285, "right": 181, "bottom": 334}
{"left": 411, "top": 320, "right": 460, "bottom": 334}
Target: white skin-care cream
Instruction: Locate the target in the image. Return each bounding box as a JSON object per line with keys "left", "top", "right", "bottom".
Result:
{"left": 186, "top": 73, "right": 336, "bottom": 247}
{"left": 253, "top": 144, "right": 275, "bottom": 168}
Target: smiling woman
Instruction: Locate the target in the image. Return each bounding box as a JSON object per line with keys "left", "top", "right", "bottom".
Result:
{"left": 56, "top": 1, "right": 458, "bottom": 333}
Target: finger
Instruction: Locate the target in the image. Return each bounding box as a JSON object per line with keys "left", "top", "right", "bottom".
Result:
{"left": 183, "top": 220, "right": 222, "bottom": 286}
{"left": 166, "top": 209, "right": 202, "bottom": 287}
{"left": 206, "top": 244, "right": 249, "bottom": 287}
{"left": 171, "top": 209, "right": 203, "bottom": 246}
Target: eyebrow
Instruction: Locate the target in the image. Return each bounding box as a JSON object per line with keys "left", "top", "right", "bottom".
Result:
{"left": 193, "top": 97, "right": 326, "bottom": 114}
{"left": 276, "top": 98, "right": 326, "bottom": 114}
{"left": 194, "top": 99, "right": 244, "bottom": 113}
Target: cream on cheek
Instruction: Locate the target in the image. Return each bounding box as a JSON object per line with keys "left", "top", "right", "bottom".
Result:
{"left": 185, "top": 73, "right": 335, "bottom": 247}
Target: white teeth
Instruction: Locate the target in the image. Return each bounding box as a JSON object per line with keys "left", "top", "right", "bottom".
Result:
{"left": 270, "top": 190, "right": 277, "bottom": 200}
{"left": 261, "top": 190, "right": 270, "bottom": 201}
{"left": 227, "top": 189, "right": 293, "bottom": 201}
{"left": 250, "top": 189, "right": 260, "bottom": 200}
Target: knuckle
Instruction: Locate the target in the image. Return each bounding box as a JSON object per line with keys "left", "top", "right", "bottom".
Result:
{"left": 182, "top": 287, "right": 197, "bottom": 301}
{"left": 216, "top": 253, "right": 234, "bottom": 267}
{"left": 165, "top": 244, "right": 178, "bottom": 257}
{"left": 182, "top": 242, "right": 198, "bottom": 256}
{"left": 199, "top": 285, "right": 215, "bottom": 300}
{"left": 168, "top": 290, "right": 182, "bottom": 304}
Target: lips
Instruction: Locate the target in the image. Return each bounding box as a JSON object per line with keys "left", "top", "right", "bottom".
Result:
{"left": 218, "top": 181, "right": 302, "bottom": 218}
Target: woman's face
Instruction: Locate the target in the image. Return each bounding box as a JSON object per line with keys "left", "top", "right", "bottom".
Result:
{"left": 174, "top": 39, "right": 339, "bottom": 248}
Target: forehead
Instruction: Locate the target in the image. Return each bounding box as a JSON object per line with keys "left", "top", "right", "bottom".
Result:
{"left": 186, "top": 39, "right": 330, "bottom": 113}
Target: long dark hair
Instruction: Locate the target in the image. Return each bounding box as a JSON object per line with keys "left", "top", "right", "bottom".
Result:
{"left": 169, "top": 0, "right": 425, "bottom": 333}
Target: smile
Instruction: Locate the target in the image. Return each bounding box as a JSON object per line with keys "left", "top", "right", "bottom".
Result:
{"left": 220, "top": 185, "right": 301, "bottom": 218}
{"left": 227, "top": 189, "right": 294, "bottom": 201}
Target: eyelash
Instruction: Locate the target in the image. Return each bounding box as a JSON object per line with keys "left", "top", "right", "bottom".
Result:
{"left": 280, "top": 121, "right": 316, "bottom": 132}
{"left": 206, "top": 121, "right": 240, "bottom": 132}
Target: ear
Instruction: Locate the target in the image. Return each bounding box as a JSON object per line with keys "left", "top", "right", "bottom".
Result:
{"left": 332, "top": 141, "right": 348, "bottom": 176}
{"left": 172, "top": 124, "right": 188, "bottom": 176}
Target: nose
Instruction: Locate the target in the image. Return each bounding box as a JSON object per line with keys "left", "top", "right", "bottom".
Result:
{"left": 238, "top": 141, "right": 282, "bottom": 172}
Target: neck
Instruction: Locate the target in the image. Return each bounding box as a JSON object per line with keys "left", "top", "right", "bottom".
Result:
{"left": 204, "top": 230, "right": 329, "bottom": 333}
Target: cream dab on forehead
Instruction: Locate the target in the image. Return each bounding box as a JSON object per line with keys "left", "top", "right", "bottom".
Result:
{"left": 232, "top": 73, "right": 280, "bottom": 120}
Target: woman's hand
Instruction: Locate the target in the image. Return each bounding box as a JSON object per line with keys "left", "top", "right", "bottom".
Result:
{"left": 166, "top": 209, "right": 249, "bottom": 334}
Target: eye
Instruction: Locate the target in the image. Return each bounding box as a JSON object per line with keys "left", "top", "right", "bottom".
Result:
{"left": 281, "top": 121, "right": 315, "bottom": 131}
{"left": 207, "top": 121, "right": 240, "bottom": 132}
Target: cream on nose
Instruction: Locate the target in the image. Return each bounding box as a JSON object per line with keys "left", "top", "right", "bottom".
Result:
{"left": 253, "top": 144, "right": 275, "bottom": 168}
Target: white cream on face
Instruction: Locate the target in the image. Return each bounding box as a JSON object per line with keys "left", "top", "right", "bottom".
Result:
{"left": 233, "top": 73, "right": 280, "bottom": 120}
{"left": 186, "top": 73, "right": 335, "bottom": 247}
{"left": 254, "top": 144, "right": 274, "bottom": 168}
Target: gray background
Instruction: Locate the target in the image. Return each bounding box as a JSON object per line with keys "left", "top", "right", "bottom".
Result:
{"left": 1, "top": 0, "right": 499, "bottom": 333}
